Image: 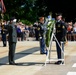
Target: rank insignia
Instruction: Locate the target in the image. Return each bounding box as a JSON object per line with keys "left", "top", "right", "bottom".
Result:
{"left": 58, "top": 25, "right": 60, "bottom": 27}
{"left": 37, "top": 28, "right": 40, "bottom": 30}
{"left": 62, "top": 26, "right": 65, "bottom": 28}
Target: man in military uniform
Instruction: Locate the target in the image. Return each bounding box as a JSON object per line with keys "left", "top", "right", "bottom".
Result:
{"left": 55, "top": 13, "right": 66, "bottom": 65}
{"left": 7, "top": 17, "right": 17, "bottom": 65}
{"left": 38, "top": 17, "right": 47, "bottom": 54}
{"left": 1, "top": 21, "right": 7, "bottom": 47}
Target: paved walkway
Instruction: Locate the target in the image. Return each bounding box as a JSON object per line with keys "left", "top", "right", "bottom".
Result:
{"left": 0, "top": 40, "right": 76, "bottom": 75}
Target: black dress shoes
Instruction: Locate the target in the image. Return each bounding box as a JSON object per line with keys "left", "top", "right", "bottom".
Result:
{"left": 40, "top": 51, "right": 48, "bottom": 55}
{"left": 55, "top": 61, "right": 64, "bottom": 65}
{"left": 3, "top": 45, "right": 6, "bottom": 47}
{"left": 41, "top": 52, "right": 46, "bottom": 54}
{"left": 9, "top": 62, "right": 18, "bottom": 65}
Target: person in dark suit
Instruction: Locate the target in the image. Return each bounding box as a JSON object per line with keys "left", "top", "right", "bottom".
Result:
{"left": 7, "top": 17, "right": 17, "bottom": 65}
{"left": 55, "top": 13, "right": 66, "bottom": 65}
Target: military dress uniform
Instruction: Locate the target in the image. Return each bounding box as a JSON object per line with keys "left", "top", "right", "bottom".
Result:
{"left": 1, "top": 24, "right": 7, "bottom": 47}
{"left": 55, "top": 20, "right": 66, "bottom": 64}
{"left": 38, "top": 22, "right": 47, "bottom": 54}
{"left": 7, "top": 21, "right": 17, "bottom": 65}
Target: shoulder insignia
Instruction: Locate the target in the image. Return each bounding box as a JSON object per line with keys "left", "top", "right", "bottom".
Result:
{"left": 62, "top": 26, "right": 65, "bottom": 29}
{"left": 58, "top": 24, "right": 60, "bottom": 27}
{"left": 37, "top": 28, "right": 40, "bottom": 30}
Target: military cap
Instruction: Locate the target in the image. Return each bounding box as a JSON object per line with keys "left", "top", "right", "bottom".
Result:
{"left": 10, "top": 17, "right": 17, "bottom": 22}
{"left": 56, "top": 13, "right": 62, "bottom": 17}
{"left": 10, "top": 17, "right": 15, "bottom": 21}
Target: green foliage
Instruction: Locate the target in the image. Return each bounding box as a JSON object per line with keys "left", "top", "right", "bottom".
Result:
{"left": 45, "top": 20, "right": 55, "bottom": 47}
{"left": 3, "top": 0, "right": 48, "bottom": 22}
{"left": 20, "top": 19, "right": 32, "bottom": 25}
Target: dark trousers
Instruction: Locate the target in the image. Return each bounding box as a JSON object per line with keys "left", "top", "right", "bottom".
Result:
{"left": 56, "top": 41, "right": 61, "bottom": 59}
{"left": 8, "top": 42, "right": 16, "bottom": 63}
{"left": 21, "top": 32, "right": 25, "bottom": 41}
{"left": 35, "top": 31, "right": 39, "bottom": 41}
{"left": 40, "top": 38, "right": 46, "bottom": 53}
{"left": 2, "top": 34, "right": 7, "bottom": 46}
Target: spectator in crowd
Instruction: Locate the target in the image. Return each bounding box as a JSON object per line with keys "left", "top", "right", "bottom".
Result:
{"left": 20, "top": 24, "right": 25, "bottom": 41}
{"left": 67, "top": 22, "right": 73, "bottom": 41}
{"left": 29, "top": 24, "right": 35, "bottom": 37}
{"left": 25, "top": 25, "right": 29, "bottom": 41}
{"left": 0, "top": 25, "right": 1, "bottom": 41}
{"left": 17, "top": 23, "right": 21, "bottom": 41}
{"left": 33, "top": 22, "right": 40, "bottom": 41}
{"left": 73, "top": 22, "right": 76, "bottom": 41}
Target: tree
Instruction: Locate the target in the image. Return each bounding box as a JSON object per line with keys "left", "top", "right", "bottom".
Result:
{"left": 3, "top": 0, "right": 48, "bottom": 23}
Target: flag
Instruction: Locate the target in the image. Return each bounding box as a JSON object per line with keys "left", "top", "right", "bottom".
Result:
{"left": 0, "top": 0, "right": 6, "bottom": 13}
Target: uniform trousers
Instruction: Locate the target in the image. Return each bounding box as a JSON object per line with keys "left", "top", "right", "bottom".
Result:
{"left": 8, "top": 42, "right": 16, "bottom": 63}
{"left": 40, "top": 37, "right": 46, "bottom": 53}
{"left": 2, "top": 34, "right": 7, "bottom": 46}
{"left": 56, "top": 41, "right": 61, "bottom": 59}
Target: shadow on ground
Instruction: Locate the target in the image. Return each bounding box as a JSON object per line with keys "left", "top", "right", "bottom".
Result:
{"left": 0, "top": 47, "right": 41, "bottom": 66}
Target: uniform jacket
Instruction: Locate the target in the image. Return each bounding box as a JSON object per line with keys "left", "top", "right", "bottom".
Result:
{"left": 55, "top": 20, "right": 66, "bottom": 41}
{"left": 7, "top": 23, "right": 17, "bottom": 43}
{"left": 38, "top": 22, "right": 46, "bottom": 38}
{"left": 1, "top": 25, "right": 7, "bottom": 34}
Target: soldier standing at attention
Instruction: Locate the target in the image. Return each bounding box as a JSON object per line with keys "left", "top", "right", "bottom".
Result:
{"left": 1, "top": 20, "right": 7, "bottom": 47}
{"left": 55, "top": 13, "right": 66, "bottom": 65}
{"left": 38, "top": 17, "right": 47, "bottom": 54}
{"left": 7, "top": 17, "right": 17, "bottom": 65}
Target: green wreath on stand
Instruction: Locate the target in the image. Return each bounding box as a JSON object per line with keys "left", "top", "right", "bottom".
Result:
{"left": 45, "top": 20, "right": 55, "bottom": 47}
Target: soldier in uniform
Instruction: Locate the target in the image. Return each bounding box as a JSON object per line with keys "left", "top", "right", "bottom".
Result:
{"left": 55, "top": 13, "right": 66, "bottom": 65}
{"left": 38, "top": 17, "right": 47, "bottom": 54}
{"left": 7, "top": 17, "right": 17, "bottom": 65}
{"left": 1, "top": 20, "right": 7, "bottom": 47}
{"left": 33, "top": 22, "right": 39, "bottom": 41}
